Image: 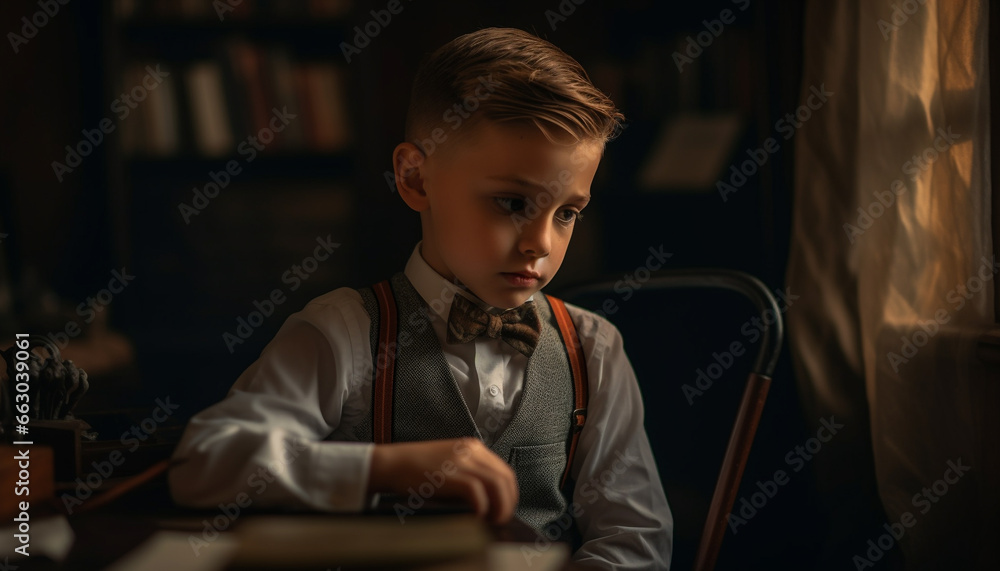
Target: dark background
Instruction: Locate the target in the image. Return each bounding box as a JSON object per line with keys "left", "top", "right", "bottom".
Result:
{"left": 0, "top": 0, "right": 837, "bottom": 568}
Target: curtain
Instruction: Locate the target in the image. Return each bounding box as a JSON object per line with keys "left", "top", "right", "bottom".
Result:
{"left": 786, "top": 0, "right": 996, "bottom": 568}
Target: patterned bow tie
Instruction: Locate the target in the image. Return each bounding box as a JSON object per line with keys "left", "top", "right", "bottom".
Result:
{"left": 446, "top": 294, "right": 541, "bottom": 357}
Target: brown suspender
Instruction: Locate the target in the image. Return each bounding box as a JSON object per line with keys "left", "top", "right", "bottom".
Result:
{"left": 545, "top": 294, "right": 589, "bottom": 489}
{"left": 372, "top": 280, "right": 398, "bottom": 445}
{"left": 369, "top": 282, "right": 589, "bottom": 489}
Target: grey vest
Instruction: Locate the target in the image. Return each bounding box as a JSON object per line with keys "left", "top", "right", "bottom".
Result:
{"left": 355, "top": 272, "right": 575, "bottom": 535}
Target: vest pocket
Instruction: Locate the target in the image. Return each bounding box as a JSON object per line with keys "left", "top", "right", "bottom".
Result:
{"left": 508, "top": 441, "right": 568, "bottom": 533}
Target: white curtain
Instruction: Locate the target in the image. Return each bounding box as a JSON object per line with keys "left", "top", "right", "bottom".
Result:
{"left": 786, "top": 0, "right": 996, "bottom": 568}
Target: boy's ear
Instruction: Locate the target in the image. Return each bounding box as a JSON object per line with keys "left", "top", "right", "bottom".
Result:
{"left": 393, "top": 142, "right": 429, "bottom": 212}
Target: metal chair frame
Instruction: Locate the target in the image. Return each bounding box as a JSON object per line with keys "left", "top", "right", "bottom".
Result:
{"left": 560, "top": 269, "right": 784, "bottom": 570}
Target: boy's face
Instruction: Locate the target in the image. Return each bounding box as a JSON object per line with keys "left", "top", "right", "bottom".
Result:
{"left": 400, "top": 120, "right": 602, "bottom": 309}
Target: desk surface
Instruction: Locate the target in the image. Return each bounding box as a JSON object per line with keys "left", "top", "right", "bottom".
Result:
{"left": 7, "top": 484, "right": 572, "bottom": 571}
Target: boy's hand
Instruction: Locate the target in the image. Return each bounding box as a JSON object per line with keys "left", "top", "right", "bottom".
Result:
{"left": 368, "top": 438, "right": 518, "bottom": 524}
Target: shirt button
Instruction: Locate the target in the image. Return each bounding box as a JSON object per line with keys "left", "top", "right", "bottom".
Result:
{"left": 488, "top": 385, "right": 500, "bottom": 397}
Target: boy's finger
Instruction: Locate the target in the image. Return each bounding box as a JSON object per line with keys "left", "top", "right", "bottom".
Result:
{"left": 480, "top": 453, "right": 519, "bottom": 512}
{"left": 447, "top": 439, "right": 518, "bottom": 522}
{"left": 446, "top": 475, "right": 490, "bottom": 518}
{"left": 464, "top": 462, "right": 516, "bottom": 524}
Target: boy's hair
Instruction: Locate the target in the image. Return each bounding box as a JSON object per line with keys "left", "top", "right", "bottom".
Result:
{"left": 405, "top": 27, "right": 624, "bottom": 152}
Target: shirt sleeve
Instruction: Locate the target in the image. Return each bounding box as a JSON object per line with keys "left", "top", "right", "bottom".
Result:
{"left": 168, "top": 287, "right": 376, "bottom": 512}
{"left": 565, "top": 304, "right": 674, "bottom": 570}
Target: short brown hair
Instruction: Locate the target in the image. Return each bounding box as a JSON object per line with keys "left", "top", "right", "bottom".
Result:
{"left": 405, "top": 27, "right": 623, "bottom": 152}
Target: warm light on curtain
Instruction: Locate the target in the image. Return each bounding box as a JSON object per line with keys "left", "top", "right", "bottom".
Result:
{"left": 786, "top": 0, "right": 995, "bottom": 567}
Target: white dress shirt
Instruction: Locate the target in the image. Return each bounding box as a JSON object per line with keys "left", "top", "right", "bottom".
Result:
{"left": 170, "top": 244, "right": 673, "bottom": 569}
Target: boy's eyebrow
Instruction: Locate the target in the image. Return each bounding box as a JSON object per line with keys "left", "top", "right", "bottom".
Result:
{"left": 486, "top": 175, "right": 545, "bottom": 189}
{"left": 486, "top": 175, "right": 591, "bottom": 203}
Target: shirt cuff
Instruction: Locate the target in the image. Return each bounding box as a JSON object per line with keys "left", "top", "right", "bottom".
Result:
{"left": 303, "top": 441, "right": 375, "bottom": 512}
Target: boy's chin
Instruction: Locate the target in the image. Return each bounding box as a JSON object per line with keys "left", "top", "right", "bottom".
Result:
{"left": 459, "top": 274, "right": 548, "bottom": 309}
{"left": 475, "top": 289, "right": 537, "bottom": 311}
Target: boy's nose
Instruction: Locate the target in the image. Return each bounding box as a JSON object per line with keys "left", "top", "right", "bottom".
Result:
{"left": 518, "top": 218, "right": 552, "bottom": 258}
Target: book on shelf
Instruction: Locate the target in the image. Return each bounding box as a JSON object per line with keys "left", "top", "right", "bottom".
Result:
{"left": 119, "top": 62, "right": 181, "bottom": 156}
{"left": 118, "top": 65, "right": 143, "bottom": 155}
{"left": 185, "top": 62, "right": 233, "bottom": 157}
{"left": 264, "top": 48, "right": 307, "bottom": 149}
{"left": 143, "top": 67, "right": 180, "bottom": 155}
{"left": 298, "top": 63, "right": 351, "bottom": 152}
{"left": 217, "top": 44, "right": 253, "bottom": 146}
{"left": 226, "top": 42, "right": 275, "bottom": 142}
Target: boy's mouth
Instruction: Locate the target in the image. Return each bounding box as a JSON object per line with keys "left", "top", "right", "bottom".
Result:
{"left": 501, "top": 271, "right": 540, "bottom": 287}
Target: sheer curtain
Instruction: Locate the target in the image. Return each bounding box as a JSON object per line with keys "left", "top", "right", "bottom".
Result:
{"left": 786, "top": 0, "right": 996, "bottom": 568}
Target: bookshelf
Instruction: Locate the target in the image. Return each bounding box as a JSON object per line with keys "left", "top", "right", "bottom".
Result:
{"left": 111, "top": 2, "right": 354, "bottom": 158}
{"left": 103, "top": 0, "right": 362, "bottom": 408}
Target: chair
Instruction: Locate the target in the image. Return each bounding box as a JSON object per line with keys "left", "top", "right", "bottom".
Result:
{"left": 558, "top": 269, "right": 783, "bottom": 571}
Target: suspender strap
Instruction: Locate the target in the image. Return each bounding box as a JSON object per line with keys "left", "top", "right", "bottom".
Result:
{"left": 372, "top": 280, "right": 397, "bottom": 444}
{"left": 546, "top": 295, "right": 589, "bottom": 490}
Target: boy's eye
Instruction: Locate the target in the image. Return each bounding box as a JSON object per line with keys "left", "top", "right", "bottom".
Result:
{"left": 555, "top": 208, "right": 583, "bottom": 224}
{"left": 495, "top": 196, "right": 583, "bottom": 225}
{"left": 495, "top": 197, "right": 526, "bottom": 212}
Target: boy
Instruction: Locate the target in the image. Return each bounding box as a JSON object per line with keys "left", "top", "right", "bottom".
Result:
{"left": 170, "top": 27, "right": 672, "bottom": 568}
